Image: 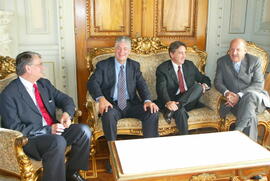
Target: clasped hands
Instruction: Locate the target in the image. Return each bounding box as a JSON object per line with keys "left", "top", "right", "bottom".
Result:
{"left": 225, "top": 91, "right": 239, "bottom": 107}
{"left": 51, "top": 112, "right": 71, "bottom": 135}
{"left": 98, "top": 97, "right": 159, "bottom": 115}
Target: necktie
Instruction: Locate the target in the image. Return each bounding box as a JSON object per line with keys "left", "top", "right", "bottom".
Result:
{"left": 33, "top": 84, "right": 53, "bottom": 126}
{"left": 117, "top": 65, "right": 127, "bottom": 110}
{"left": 234, "top": 62, "right": 240, "bottom": 73}
{"left": 178, "top": 66, "right": 185, "bottom": 93}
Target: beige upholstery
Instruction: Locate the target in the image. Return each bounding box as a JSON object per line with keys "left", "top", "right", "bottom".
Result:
{"left": 86, "top": 37, "right": 223, "bottom": 177}
{"left": 0, "top": 55, "right": 81, "bottom": 181}
{"left": 222, "top": 41, "right": 270, "bottom": 147}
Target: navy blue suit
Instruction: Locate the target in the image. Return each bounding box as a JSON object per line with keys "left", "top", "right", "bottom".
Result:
{"left": 0, "top": 78, "right": 91, "bottom": 181}
{"left": 88, "top": 57, "right": 159, "bottom": 140}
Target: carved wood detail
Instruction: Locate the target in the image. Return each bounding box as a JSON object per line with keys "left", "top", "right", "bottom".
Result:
{"left": 156, "top": 0, "right": 197, "bottom": 37}
{"left": 87, "top": 0, "right": 131, "bottom": 37}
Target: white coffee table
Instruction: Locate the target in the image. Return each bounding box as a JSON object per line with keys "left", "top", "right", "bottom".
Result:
{"left": 108, "top": 131, "right": 270, "bottom": 181}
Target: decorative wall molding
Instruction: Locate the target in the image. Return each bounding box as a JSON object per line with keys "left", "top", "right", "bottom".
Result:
{"left": 155, "top": 0, "right": 197, "bottom": 37}
{"left": 229, "top": 0, "right": 247, "bottom": 34}
{"left": 25, "top": 0, "right": 49, "bottom": 34}
{"left": 0, "top": 10, "right": 13, "bottom": 56}
{"left": 254, "top": 0, "right": 270, "bottom": 34}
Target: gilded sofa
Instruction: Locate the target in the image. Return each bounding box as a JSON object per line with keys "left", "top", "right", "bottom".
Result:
{"left": 222, "top": 41, "right": 270, "bottom": 147}
{"left": 86, "top": 37, "right": 223, "bottom": 177}
{"left": 0, "top": 55, "right": 81, "bottom": 181}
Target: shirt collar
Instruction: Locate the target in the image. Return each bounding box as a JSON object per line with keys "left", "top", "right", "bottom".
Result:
{"left": 114, "top": 58, "right": 126, "bottom": 69}
{"left": 19, "top": 76, "right": 36, "bottom": 90}
{"left": 171, "top": 60, "right": 182, "bottom": 71}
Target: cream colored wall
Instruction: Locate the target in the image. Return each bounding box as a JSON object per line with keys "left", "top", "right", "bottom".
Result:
{"left": 0, "top": 0, "right": 77, "bottom": 105}
{"left": 206, "top": 0, "right": 270, "bottom": 80}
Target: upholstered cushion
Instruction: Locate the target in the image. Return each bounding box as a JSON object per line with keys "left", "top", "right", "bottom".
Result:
{"left": 0, "top": 128, "right": 43, "bottom": 175}
{"left": 0, "top": 73, "right": 17, "bottom": 92}
{"left": 0, "top": 128, "right": 42, "bottom": 176}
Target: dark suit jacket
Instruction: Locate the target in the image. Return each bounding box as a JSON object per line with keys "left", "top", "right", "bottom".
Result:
{"left": 88, "top": 57, "right": 151, "bottom": 104}
{"left": 156, "top": 60, "right": 211, "bottom": 107}
{"left": 0, "top": 78, "right": 75, "bottom": 137}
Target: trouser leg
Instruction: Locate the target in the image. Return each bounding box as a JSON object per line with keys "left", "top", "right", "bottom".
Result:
{"left": 173, "top": 107, "right": 189, "bottom": 135}
{"left": 62, "top": 124, "right": 91, "bottom": 171}
{"left": 177, "top": 83, "right": 203, "bottom": 107}
{"left": 234, "top": 92, "right": 265, "bottom": 141}
{"left": 126, "top": 103, "right": 159, "bottom": 137}
{"left": 24, "top": 135, "right": 67, "bottom": 181}
{"left": 101, "top": 107, "right": 122, "bottom": 141}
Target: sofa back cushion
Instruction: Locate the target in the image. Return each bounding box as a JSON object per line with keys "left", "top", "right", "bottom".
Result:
{"left": 88, "top": 37, "right": 207, "bottom": 100}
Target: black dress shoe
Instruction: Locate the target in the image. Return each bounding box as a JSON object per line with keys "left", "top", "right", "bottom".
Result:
{"left": 163, "top": 109, "right": 174, "bottom": 124}
{"left": 67, "top": 171, "right": 86, "bottom": 181}
{"left": 250, "top": 175, "right": 262, "bottom": 180}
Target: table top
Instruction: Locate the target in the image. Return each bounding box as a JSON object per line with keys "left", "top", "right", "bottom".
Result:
{"left": 109, "top": 131, "right": 270, "bottom": 180}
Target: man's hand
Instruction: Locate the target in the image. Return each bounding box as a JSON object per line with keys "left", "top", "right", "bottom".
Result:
{"left": 51, "top": 123, "right": 65, "bottom": 135}
{"left": 165, "top": 101, "right": 179, "bottom": 111}
{"left": 99, "top": 97, "right": 113, "bottom": 115}
{"left": 60, "top": 112, "right": 72, "bottom": 128}
{"left": 144, "top": 101, "right": 159, "bottom": 113}
{"left": 198, "top": 83, "right": 208, "bottom": 93}
{"left": 225, "top": 91, "right": 239, "bottom": 107}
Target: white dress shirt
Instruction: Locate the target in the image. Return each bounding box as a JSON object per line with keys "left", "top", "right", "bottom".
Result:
{"left": 19, "top": 77, "right": 47, "bottom": 126}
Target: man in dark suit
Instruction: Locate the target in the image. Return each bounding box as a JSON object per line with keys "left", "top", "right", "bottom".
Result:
{"left": 0, "top": 51, "right": 91, "bottom": 181}
{"left": 214, "top": 38, "right": 270, "bottom": 141}
{"left": 156, "top": 41, "right": 211, "bottom": 135}
{"left": 88, "top": 36, "right": 159, "bottom": 141}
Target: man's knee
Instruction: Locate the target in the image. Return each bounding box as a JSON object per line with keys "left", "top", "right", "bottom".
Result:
{"left": 50, "top": 135, "right": 67, "bottom": 153}
{"left": 241, "top": 92, "right": 259, "bottom": 103}
{"left": 71, "top": 124, "right": 91, "bottom": 139}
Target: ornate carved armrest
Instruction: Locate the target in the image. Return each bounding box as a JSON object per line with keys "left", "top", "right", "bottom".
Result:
{"left": 200, "top": 87, "right": 223, "bottom": 114}
{"left": 72, "top": 109, "right": 82, "bottom": 124}
{"left": 86, "top": 92, "right": 99, "bottom": 128}
{"left": 0, "top": 128, "right": 28, "bottom": 177}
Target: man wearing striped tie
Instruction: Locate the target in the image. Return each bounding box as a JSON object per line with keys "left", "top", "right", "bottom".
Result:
{"left": 88, "top": 36, "right": 159, "bottom": 142}
{"left": 0, "top": 51, "right": 91, "bottom": 181}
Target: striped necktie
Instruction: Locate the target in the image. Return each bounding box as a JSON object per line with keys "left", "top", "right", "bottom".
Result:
{"left": 117, "top": 65, "right": 127, "bottom": 110}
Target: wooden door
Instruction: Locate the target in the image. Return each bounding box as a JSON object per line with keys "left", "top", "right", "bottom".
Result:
{"left": 74, "top": 0, "right": 208, "bottom": 121}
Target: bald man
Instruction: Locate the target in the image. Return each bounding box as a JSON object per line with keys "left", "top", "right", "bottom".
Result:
{"left": 214, "top": 38, "right": 270, "bottom": 141}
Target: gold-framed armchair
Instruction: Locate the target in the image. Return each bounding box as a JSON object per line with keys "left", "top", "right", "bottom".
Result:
{"left": 0, "top": 55, "right": 82, "bottom": 181}
{"left": 86, "top": 37, "right": 223, "bottom": 177}
{"left": 221, "top": 41, "right": 270, "bottom": 147}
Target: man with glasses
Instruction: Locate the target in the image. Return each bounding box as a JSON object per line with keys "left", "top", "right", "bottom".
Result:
{"left": 0, "top": 51, "right": 91, "bottom": 181}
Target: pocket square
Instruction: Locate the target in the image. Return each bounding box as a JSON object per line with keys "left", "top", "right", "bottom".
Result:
{"left": 49, "top": 100, "right": 53, "bottom": 103}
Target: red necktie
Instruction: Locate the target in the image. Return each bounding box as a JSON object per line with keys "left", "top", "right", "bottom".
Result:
{"left": 33, "top": 84, "right": 53, "bottom": 126}
{"left": 178, "top": 66, "right": 185, "bottom": 93}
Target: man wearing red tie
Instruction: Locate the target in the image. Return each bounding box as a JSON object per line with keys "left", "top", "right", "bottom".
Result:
{"left": 156, "top": 41, "right": 211, "bottom": 135}
{"left": 0, "top": 51, "right": 91, "bottom": 181}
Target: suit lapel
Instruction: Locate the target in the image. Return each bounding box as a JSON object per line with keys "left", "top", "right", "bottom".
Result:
{"left": 109, "top": 58, "right": 116, "bottom": 97}
{"left": 16, "top": 78, "right": 40, "bottom": 115}
{"left": 126, "top": 59, "right": 132, "bottom": 96}
{"left": 168, "top": 61, "right": 178, "bottom": 85}
{"left": 37, "top": 81, "right": 53, "bottom": 116}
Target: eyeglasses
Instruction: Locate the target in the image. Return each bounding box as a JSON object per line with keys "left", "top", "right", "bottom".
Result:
{"left": 29, "top": 62, "right": 43, "bottom": 67}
